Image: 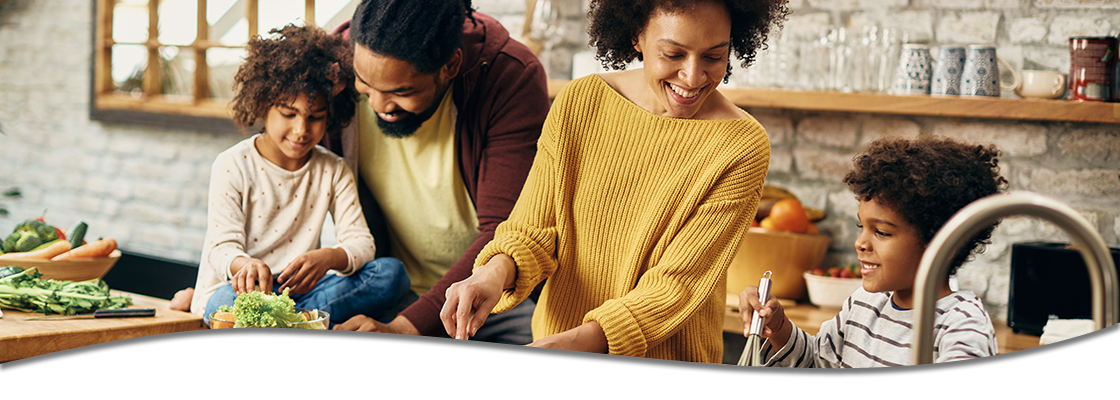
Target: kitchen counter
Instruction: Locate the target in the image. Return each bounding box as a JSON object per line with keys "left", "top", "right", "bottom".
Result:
{"left": 0, "top": 291, "right": 205, "bottom": 363}
{"left": 722, "top": 294, "right": 1042, "bottom": 356}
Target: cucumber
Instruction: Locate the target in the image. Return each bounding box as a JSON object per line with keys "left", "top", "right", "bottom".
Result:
{"left": 67, "top": 220, "right": 88, "bottom": 249}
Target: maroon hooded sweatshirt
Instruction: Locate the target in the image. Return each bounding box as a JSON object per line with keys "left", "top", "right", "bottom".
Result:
{"left": 322, "top": 12, "right": 549, "bottom": 336}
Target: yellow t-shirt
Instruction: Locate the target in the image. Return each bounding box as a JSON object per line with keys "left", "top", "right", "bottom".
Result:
{"left": 359, "top": 87, "right": 479, "bottom": 295}
{"left": 477, "top": 74, "right": 771, "bottom": 363}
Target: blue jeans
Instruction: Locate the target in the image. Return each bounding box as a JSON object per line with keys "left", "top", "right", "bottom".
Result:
{"left": 204, "top": 257, "right": 410, "bottom": 329}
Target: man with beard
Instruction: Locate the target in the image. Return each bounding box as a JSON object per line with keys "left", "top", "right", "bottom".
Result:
{"left": 322, "top": 0, "right": 549, "bottom": 344}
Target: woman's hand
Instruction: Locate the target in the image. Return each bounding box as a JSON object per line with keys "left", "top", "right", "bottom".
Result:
{"left": 331, "top": 313, "right": 423, "bottom": 363}
{"left": 278, "top": 248, "right": 348, "bottom": 294}
{"left": 439, "top": 254, "right": 517, "bottom": 340}
{"left": 527, "top": 321, "right": 608, "bottom": 354}
{"left": 230, "top": 257, "right": 273, "bottom": 294}
{"left": 738, "top": 285, "right": 791, "bottom": 346}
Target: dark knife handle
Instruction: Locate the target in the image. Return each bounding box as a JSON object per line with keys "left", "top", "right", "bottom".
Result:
{"left": 93, "top": 308, "right": 156, "bottom": 318}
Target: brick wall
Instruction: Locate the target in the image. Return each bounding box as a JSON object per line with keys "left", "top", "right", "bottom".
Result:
{"left": 1, "top": 0, "right": 1118, "bottom": 322}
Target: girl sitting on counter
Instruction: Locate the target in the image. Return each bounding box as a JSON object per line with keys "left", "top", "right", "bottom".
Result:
{"left": 184, "top": 24, "right": 410, "bottom": 327}
{"left": 738, "top": 136, "right": 1009, "bottom": 367}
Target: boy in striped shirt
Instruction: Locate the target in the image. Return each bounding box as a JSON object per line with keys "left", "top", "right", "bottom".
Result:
{"left": 738, "top": 136, "right": 1009, "bottom": 367}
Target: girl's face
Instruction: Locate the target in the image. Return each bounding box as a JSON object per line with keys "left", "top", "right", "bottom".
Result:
{"left": 257, "top": 92, "right": 328, "bottom": 171}
{"left": 855, "top": 198, "right": 929, "bottom": 309}
{"left": 633, "top": 0, "right": 731, "bottom": 119}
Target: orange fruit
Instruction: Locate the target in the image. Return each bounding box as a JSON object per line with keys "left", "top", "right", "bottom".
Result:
{"left": 768, "top": 199, "right": 810, "bottom": 233}
{"left": 210, "top": 312, "right": 236, "bottom": 329}
{"left": 759, "top": 217, "right": 776, "bottom": 230}
{"left": 805, "top": 223, "right": 819, "bottom": 235}
{"left": 751, "top": 218, "right": 760, "bottom": 227}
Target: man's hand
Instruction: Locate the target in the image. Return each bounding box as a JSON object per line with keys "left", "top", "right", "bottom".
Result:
{"left": 331, "top": 313, "right": 423, "bottom": 363}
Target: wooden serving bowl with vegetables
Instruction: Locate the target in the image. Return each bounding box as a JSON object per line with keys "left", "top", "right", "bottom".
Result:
{"left": 1, "top": 218, "right": 120, "bottom": 281}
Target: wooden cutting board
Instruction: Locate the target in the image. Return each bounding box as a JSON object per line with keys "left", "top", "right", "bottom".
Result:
{"left": 0, "top": 291, "right": 205, "bottom": 363}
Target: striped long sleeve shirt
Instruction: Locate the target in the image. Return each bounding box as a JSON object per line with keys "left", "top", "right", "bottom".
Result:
{"left": 762, "top": 288, "right": 998, "bottom": 368}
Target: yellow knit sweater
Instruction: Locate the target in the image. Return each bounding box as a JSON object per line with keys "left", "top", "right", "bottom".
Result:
{"left": 476, "top": 74, "right": 770, "bottom": 363}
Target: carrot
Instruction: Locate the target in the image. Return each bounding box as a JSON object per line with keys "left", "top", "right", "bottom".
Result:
{"left": 0, "top": 240, "right": 72, "bottom": 260}
{"left": 51, "top": 238, "right": 117, "bottom": 261}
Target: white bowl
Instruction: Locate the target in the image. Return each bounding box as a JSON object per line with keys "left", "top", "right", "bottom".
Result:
{"left": 803, "top": 271, "right": 864, "bottom": 309}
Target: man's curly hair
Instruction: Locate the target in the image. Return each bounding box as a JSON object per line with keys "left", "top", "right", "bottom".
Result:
{"left": 587, "top": 0, "right": 789, "bottom": 82}
{"left": 843, "top": 136, "right": 1009, "bottom": 276}
{"left": 350, "top": 0, "right": 475, "bottom": 74}
{"left": 230, "top": 24, "right": 357, "bottom": 138}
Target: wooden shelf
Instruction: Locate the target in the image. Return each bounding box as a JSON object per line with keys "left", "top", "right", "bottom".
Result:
{"left": 546, "top": 80, "right": 1120, "bottom": 124}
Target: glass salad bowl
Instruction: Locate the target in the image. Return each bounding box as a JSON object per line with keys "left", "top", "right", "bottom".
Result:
{"left": 209, "top": 307, "right": 329, "bottom": 330}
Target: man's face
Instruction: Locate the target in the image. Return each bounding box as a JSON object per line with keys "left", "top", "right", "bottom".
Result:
{"left": 352, "top": 45, "right": 460, "bottom": 137}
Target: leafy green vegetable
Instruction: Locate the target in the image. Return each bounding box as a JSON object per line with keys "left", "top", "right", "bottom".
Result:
{"left": 0, "top": 267, "right": 132, "bottom": 315}
{"left": 215, "top": 289, "right": 322, "bottom": 367}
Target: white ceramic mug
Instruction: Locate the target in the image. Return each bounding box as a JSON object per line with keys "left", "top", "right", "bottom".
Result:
{"left": 1011, "top": 70, "right": 1067, "bottom": 99}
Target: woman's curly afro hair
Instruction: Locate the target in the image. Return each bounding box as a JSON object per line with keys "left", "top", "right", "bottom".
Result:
{"left": 587, "top": 0, "right": 790, "bottom": 82}
{"left": 843, "top": 136, "right": 1009, "bottom": 276}
{"left": 230, "top": 24, "right": 357, "bottom": 139}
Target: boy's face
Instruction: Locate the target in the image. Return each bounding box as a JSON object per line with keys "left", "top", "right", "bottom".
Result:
{"left": 258, "top": 92, "right": 328, "bottom": 171}
{"left": 855, "top": 198, "right": 928, "bottom": 309}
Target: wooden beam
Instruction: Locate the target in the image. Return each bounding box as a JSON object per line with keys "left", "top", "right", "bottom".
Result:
{"left": 142, "top": 0, "right": 162, "bottom": 97}
{"left": 194, "top": 0, "right": 210, "bottom": 101}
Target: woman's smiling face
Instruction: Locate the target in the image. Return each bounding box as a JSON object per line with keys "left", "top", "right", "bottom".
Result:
{"left": 633, "top": 0, "right": 731, "bottom": 119}
{"left": 855, "top": 198, "right": 929, "bottom": 308}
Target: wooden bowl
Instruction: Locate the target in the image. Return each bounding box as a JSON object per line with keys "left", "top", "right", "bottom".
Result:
{"left": 0, "top": 250, "right": 122, "bottom": 281}
{"left": 726, "top": 227, "right": 831, "bottom": 301}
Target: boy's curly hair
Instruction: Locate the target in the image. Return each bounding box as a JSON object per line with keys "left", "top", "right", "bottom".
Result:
{"left": 843, "top": 136, "right": 1009, "bottom": 276}
{"left": 230, "top": 24, "right": 357, "bottom": 138}
{"left": 350, "top": 0, "right": 474, "bottom": 74}
{"left": 587, "top": 0, "right": 789, "bottom": 82}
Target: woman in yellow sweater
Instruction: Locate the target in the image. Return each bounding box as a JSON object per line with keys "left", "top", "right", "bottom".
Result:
{"left": 440, "top": 0, "right": 788, "bottom": 363}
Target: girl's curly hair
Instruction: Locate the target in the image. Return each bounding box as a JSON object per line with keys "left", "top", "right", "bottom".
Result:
{"left": 843, "top": 136, "right": 1010, "bottom": 276}
{"left": 230, "top": 24, "right": 357, "bottom": 138}
{"left": 587, "top": 0, "right": 789, "bottom": 82}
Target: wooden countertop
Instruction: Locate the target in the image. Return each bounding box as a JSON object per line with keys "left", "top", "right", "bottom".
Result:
{"left": 0, "top": 291, "right": 205, "bottom": 363}
{"left": 722, "top": 294, "right": 1042, "bottom": 355}
{"left": 32, "top": 340, "right": 488, "bottom": 369}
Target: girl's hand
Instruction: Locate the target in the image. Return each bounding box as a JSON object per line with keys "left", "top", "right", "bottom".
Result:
{"left": 278, "top": 248, "right": 346, "bottom": 294}
{"left": 439, "top": 254, "right": 517, "bottom": 340}
{"left": 231, "top": 258, "right": 273, "bottom": 294}
{"left": 738, "top": 285, "right": 789, "bottom": 340}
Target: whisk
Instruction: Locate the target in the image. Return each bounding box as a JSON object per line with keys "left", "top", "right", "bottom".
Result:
{"left": 737, "top": 270, "right": 772, "bottom": 367}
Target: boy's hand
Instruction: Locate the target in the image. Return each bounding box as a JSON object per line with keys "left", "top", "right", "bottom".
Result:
{"left": 278, "top": 248, "right": 347, "bottom": 294}
{"left": 738, "top": 285, "right": 790, "bottom": 342}
{"left": 231, "top": 258, "right": 272, "bottom": 294}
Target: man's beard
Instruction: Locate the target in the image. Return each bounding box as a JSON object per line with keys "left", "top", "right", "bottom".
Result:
{"left": 376, "top": 86, "right": 448, "bottom": 138}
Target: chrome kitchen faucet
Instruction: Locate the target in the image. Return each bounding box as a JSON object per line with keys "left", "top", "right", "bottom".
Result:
{"left": 909, "top": 190, "right": 1119, "bottom": 365}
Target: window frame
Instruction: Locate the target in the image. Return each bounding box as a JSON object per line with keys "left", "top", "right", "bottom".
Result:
{"left": 89, "top": 0, "right": 328, "bottom": 132}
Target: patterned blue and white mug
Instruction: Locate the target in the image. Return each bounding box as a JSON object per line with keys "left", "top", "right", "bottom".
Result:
{"left": 893, "top": 44, "right": 932, "bottom": 95}
{"left": 960, "top": 45, "right": 1015, "bottom": 97}
{"left": 931, "top": 45, "right": 966, "bottom": 96}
